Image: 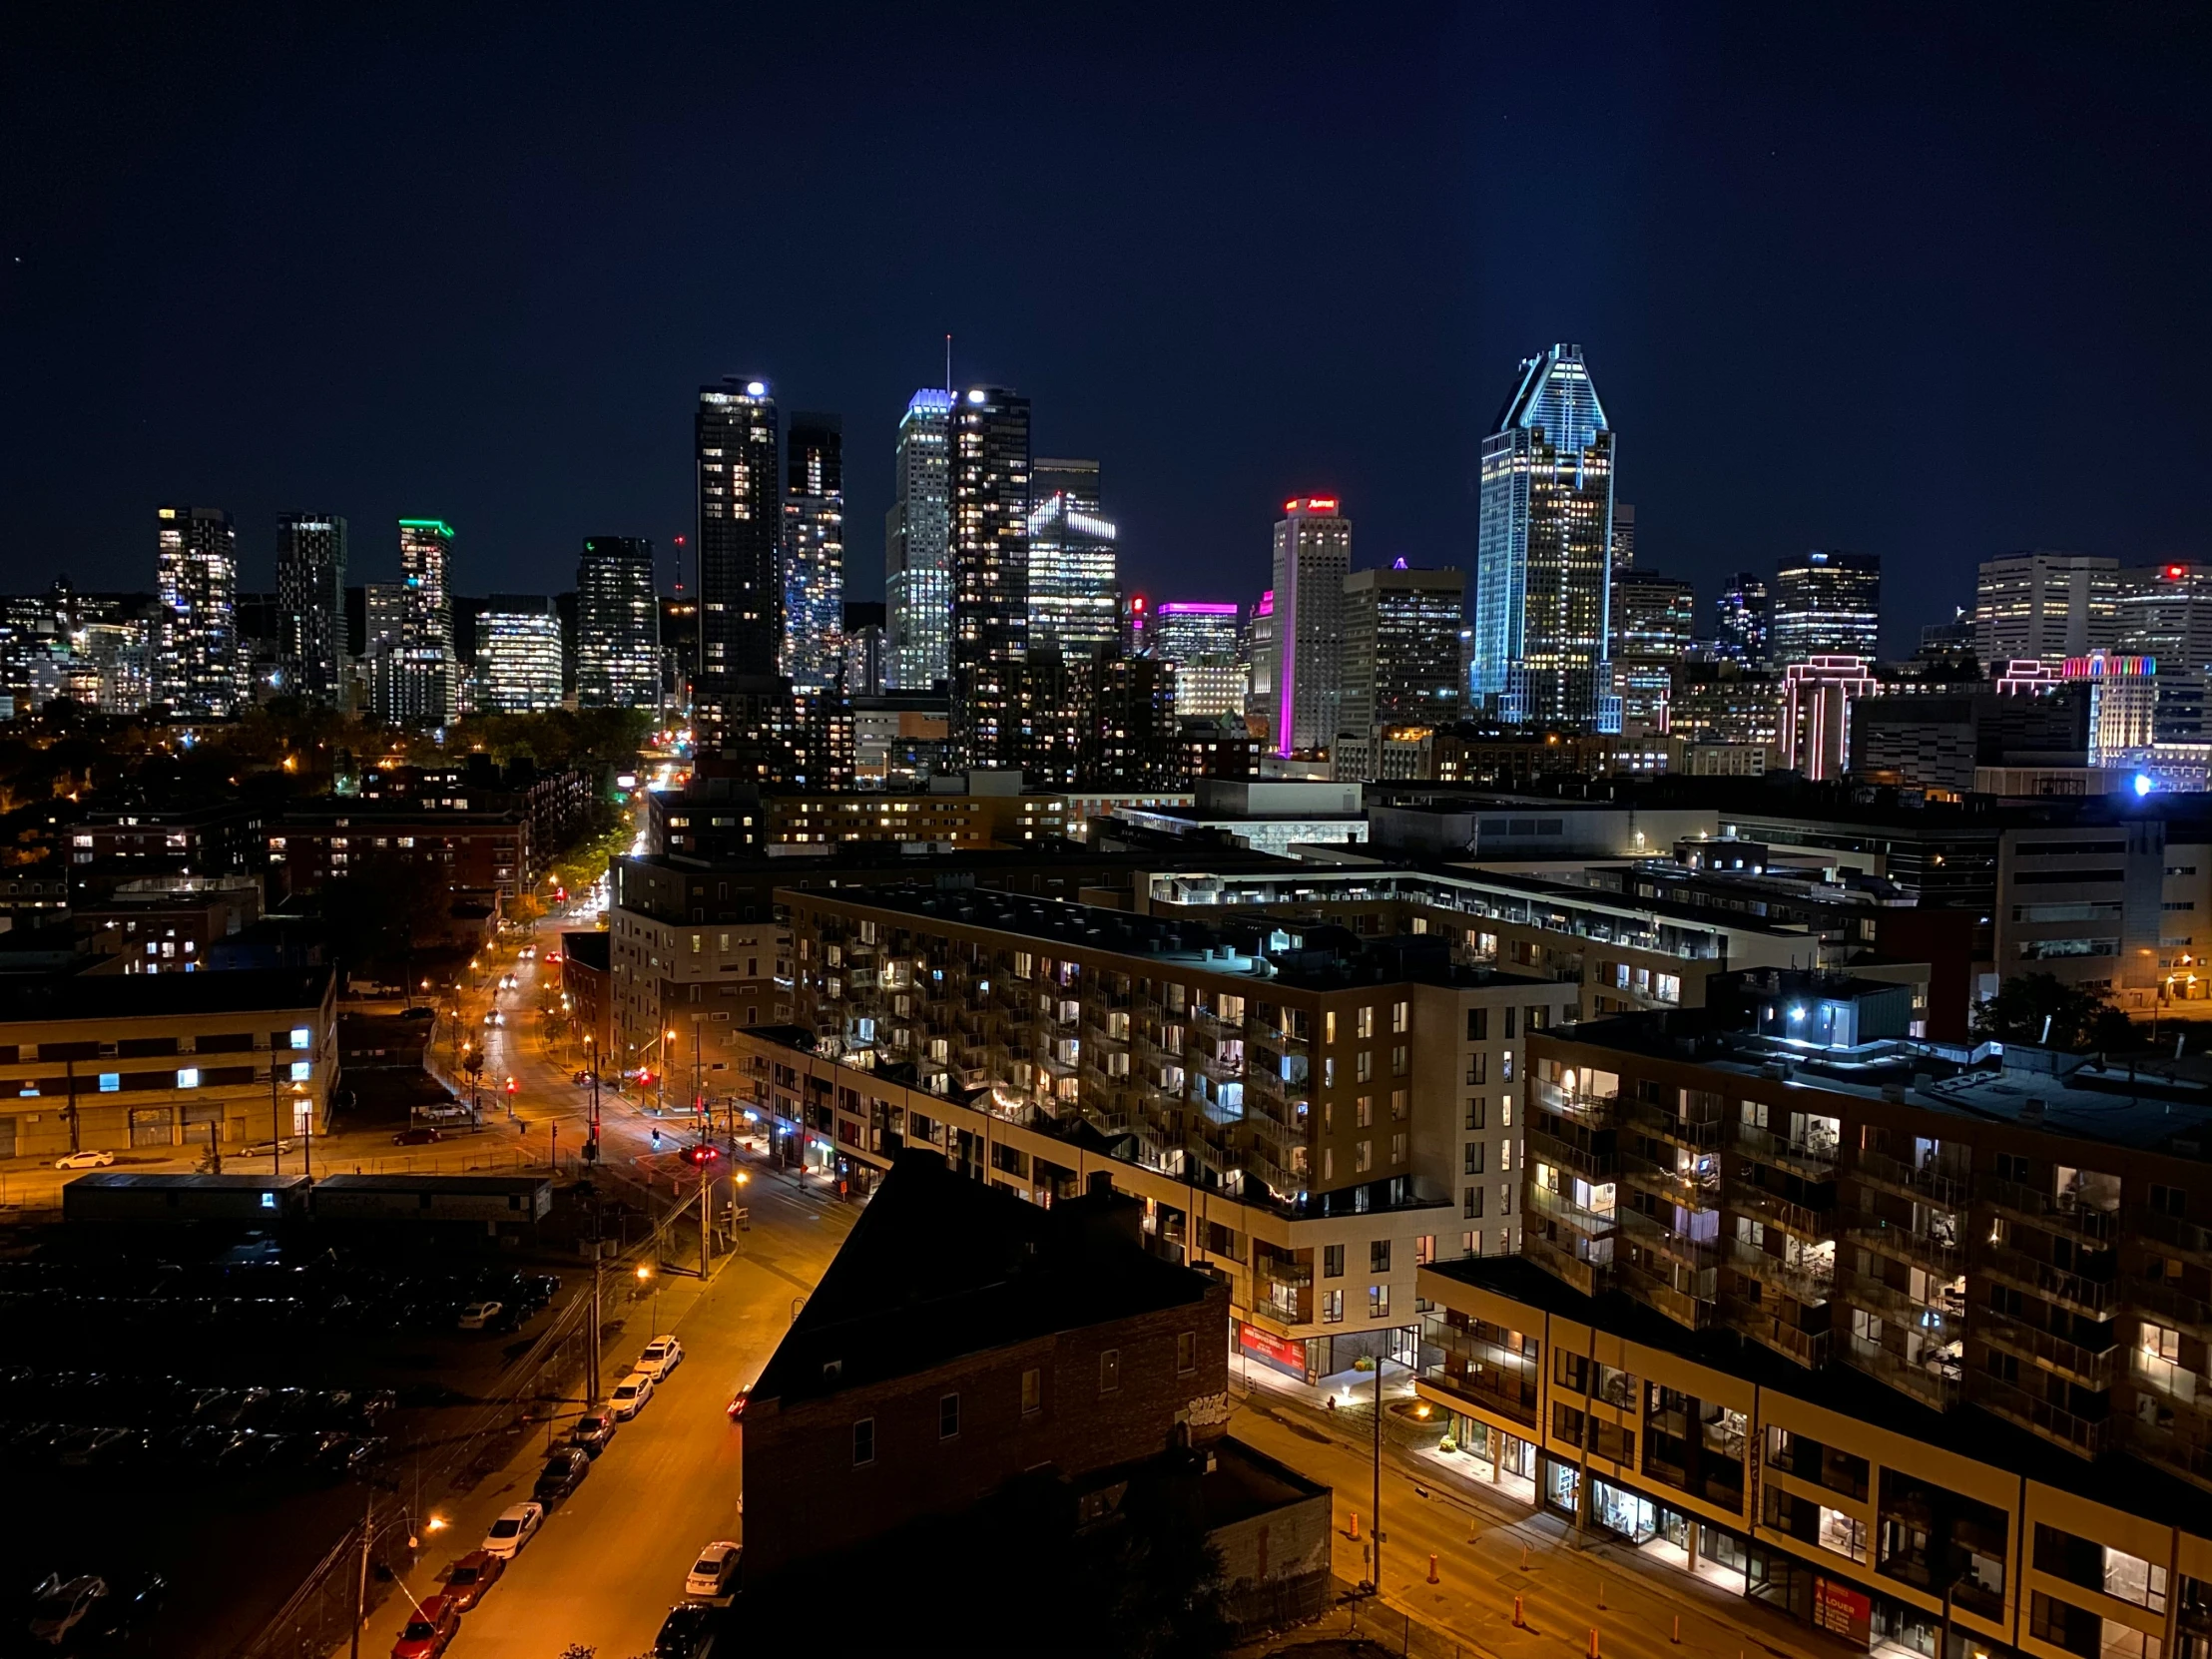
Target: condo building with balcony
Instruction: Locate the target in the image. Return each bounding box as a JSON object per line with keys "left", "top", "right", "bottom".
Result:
{"left": 754, "top": 884, "right": 1578, "bottom": 1381}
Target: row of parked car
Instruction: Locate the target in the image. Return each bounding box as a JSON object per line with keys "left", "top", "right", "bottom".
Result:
{"left": 0, "top": 1260, "right": 560, "bottom": 1339}
{"left": 0, "top": 1369, "right": 394, "bottom": 1431}
{"left": 19, "top": 1570, "right": 166, "bottom": 1650}
{"left": 2, "top": 1416, "right": 386, "bottom": 1478}
{"left": 0, "top": 1371, "right": 394, "bottom": 1480}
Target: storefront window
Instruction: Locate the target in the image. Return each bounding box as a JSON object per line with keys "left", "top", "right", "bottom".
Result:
{"left": 1591, "top": 1477, "right": 1656, "bottom": 1542}
{"left": 1543, "top": 1458, "right": 1579, "bottom": 1517}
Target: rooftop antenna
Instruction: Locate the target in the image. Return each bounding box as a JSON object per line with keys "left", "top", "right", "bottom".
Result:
{"left": 944, "top": 333, "right": 952, "bottom": 395}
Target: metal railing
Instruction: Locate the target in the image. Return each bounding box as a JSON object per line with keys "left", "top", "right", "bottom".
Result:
{"left": 1977, "top": 1174, "right": 2118, "bottom": 1244}
{"left": 1851, "top": 1146, "right": 1970, "bottom": 1209}
{"left": 1979, "top": 1242, "right": 2116, "bottom": 1316}
{"left": 1735, "top": 1121, "right": 1840, "bottom": 1177}
{"left": 1620, "top": 1096, "right": 1728, "bottom": 1150}
{"left": 1616, "top": 1257, "right": 1715, "bottom": 1330}
{"left": 2135, "top": 1206, "right": 2212, "bottom": 1267}
{"left": 1840, "top": 1333, "right": 1962, "bottom": 1410}
{"left": 2124, "top": 1275, "right": 2212, "bottom": 1338}
{"left": 1975, "top": 1311, "right": 2121, "bottom": 1389}
{"left": 1525, "top": 1232, "right": 1604, "bottom": 1296}
{"left": 1727, "top": 1236, "right": 1835, "bottom": 1305}
{"left": 1730, "top": 1183, "right": 1834, "bottom": 1241}
{"left": 1722, "top": 1294, "right": 1832, "bottom": 1368}
{"left": 1971, "top": 1373, "right": 2107, "bottom": 1457}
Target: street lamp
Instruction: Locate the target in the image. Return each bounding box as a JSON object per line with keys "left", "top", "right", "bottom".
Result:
{"left": 637, "top": 1264, "right": 659, "bottom": 1334}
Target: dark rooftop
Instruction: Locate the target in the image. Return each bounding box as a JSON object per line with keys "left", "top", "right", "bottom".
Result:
{"left": 560, "top": 930, "right": 610, "bottom": 972}
{"left": 750, "top": 1150, "right": 1217, "bottom": 1409}
{"left": 0, "top": 965, "right": 332, "bottom": 1022}
{"left": 1427, "top": 1252, "right": 2207, "bottom": 1532}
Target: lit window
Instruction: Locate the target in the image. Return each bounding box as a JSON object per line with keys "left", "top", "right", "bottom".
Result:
{"left": 290, "top": 1028, "right": 311, "bottom": 1049}
{"left": 290, "top": 1061, "right": 311, "bottom": 1082}
{"left": 178, "top": 1068, "right": 201, "bottom": 1089}
{"left": 98, "top": 1073, "right": 120, "bottom": 1092}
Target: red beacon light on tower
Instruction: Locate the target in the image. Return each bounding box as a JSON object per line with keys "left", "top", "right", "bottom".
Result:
{"left": 2167, "top": 564, "right": 2189, "bottom": 580}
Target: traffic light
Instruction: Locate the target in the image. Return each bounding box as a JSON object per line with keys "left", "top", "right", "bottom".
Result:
{"left": 505, "top": 1077, "right": 519, "bottom": 1094}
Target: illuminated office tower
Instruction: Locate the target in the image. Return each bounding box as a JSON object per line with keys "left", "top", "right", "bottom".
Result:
{"left": 1609, "top": 568, "right": 1697, "bottom": 733}
{"left": 2117, "top": 562, "right": 2212, "bottom": 676}
{"left": 1154, "top": 601, "right": 1244, "bottom": 717}
{"left": 695, "top": 376, "right": 784, "bottom": 751}
{"left": 781, "top": 413, "right": 844, "bottom": 694}
{"left": 1243, "top": 590, "right": 1276, "bottom": 739}
{"left": 575, "top": 536, "right": 661, "bottom": 708}
{"left": 1261, "top": 498, "right": 1352, "bottom": 756}
{"left": 1714, "top": 573, "right": 1772, "bottom": 666}
{"left": 154, "top": 505, "right": 244, "bottom": 716}
{"left": 884, "top": 388, "right": 954, "bottom": 690}
{"left": 1972, "top": 550, "right": 2119, "bottom": 668}
{"left": 947, "top": 385, "right": 1031, "bottom": 767}
{"left": 474, "top": 595, "right": 564, "bottom": 712}
{"left": 1610, "top": 501, "right": 1636, "bottom": 569}
{"left": 1470, "top": 343, "right": 1618, "bottom": 731}
{"left": 1026, "top": 460, "right": 1118, "bottom": 661}
{"left": 385, "top": 518, "right": 460, "bottom": 722}
{"left": 1342, "top": 561, "right": 1464, "bottom": 734}
{"left": 275, "top": 513, "right": 347, "bottom": 705}
{"left": 1772, "top": 550, "right": 1880, "bottom": 665}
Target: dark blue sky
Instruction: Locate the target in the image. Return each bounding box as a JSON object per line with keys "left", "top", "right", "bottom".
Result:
{"left": 6, "top": 4, "right": 2208, "bottom": 654}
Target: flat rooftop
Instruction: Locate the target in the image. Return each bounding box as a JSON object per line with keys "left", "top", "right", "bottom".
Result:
{"left": 0, "top": 965, "right": 332, "bottom": 1022}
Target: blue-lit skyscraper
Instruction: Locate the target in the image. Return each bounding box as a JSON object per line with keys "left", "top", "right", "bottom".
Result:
{"left": 781, "top": 412, "right": 844, "bottom": 694}
{"left": 1470, "top": 342, "right": 1618, "bottom": 732}
{"left": 885, "top": 389, "right": 954, "bottom": 690}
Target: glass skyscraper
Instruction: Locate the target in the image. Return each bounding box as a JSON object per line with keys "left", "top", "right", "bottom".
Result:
{"left": 781, "top": 412, "right": 844, "bottom": 694}
{"left": 948, "top": 385, "right": 1031, "bottom": 767}
{"left": 1154, "top": 601, "right": 1244, "bottom": 717}
{"left": 275, "top": 513, "right": 346, "bottom": 705}
{"left": 1772, "top": 550, "right": 1881, "bottom": 664}
{"left": 391, "top": 518, "right": 459, "bottom": 723}
{"left": 473, "top": 595, "right": 564, "bottom": 711}
{"left": 154, "top": 504, "right": 243, "bottom": 717}
{"left": 576, "top": 536, "right": 661, "bottom": 708}
{"left": 885, "top": 388, "right": 953, "bottom": 691}
{"left": 694, "top": 377, "right": 784, "bottom": 751}
{"left": 1266, "top": 497, "right": 1351, "bottom": 756}
{"left": 1714, "top": 572, "right": 1772, "bottom": 666}
{"left": 1026, "top": 461, "right": 1118, "bottom": 662}
{"left": 1470, "top": 342, "right": 1618, "bottom": 732}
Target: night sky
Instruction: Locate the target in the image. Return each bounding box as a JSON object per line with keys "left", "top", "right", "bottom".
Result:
{"left": 7, "top": 4, "right": 2208, "bottom": 654}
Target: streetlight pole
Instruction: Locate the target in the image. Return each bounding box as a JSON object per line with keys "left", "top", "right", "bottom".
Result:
{"left": 1371, "top": 1354, "right": 1385, "bottom": 1595}
{"left": 269, "top": 1061, "right": 282, "bottom": 1176}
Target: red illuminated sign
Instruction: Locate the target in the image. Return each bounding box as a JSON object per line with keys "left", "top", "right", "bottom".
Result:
{"left": 1282, "top": 496, "right": 1341, "bottom": 515}
{"left": 1238, "top": 1322, "right": 1308, "bottom": 1375}
{"left": 1814, "top": 1578, "right": 1873, "bottom": 1647}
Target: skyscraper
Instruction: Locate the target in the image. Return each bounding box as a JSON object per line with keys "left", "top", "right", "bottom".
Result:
{"left": 947, "top": 385, "right": 1031, "bottom": 767}
{"left": 576, "top": 536, "right": 661, "bottom": 708}
{"left": 2117, "top": 562, "right": 2212, "bottom": 677}
{"left": 473, "top": 595, "right": 564, "bottom": 711}
{"left": 1714, "top": 573, "right": 1772, "bottom": 666}
{"left": 1266, "top": 497, "right": 1352, "bottom": 756}
{"left": 840, "top": 600, "right": 887, "bottom": 697}
{"left": 1341, "top": 561, "right": 1465, "bottom": 736}
{"left": 1972, "top": 550, "right": 2118, "bottom": 667}
{"left": 154, "top": 504, "right": 243, "bottom": 717}
{"left": 782, "top": 413, "right": 844, "bottom": 694}
{"left": 1610, "top": 501, "right": 1636, "bottom": 569}
{"left": 389, "top": 518, "right": 459, "bottom": 722}
{"left": 275, "top": 513, "right": 346, "bottom": 705}
{"left": 1608, "top": 568, "right": 1697, "bottom": 734}
{"left": 1242, "top": 590, "right": 1275, "bottom": 736}
{"left": 885, "top": 388, "right": 954, "bottom": 691}
{"left": 1154, "top": 601, "right": 1244, "bottom": 717}
{"left": 1772, "top": 550, "right": 1881, "bottom": 664}
{"left": 695, "top": 376, "right": 783, "bottom": 747}
{"left": 1025, "top": 470, "right": 1118, "bottom": 662}
{"left": 1471, "top": 343, "right": 1618, "bottom": 732}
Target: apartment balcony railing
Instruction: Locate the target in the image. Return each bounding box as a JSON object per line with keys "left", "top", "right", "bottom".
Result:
{"left": 1836, "top": 1266, "right": 1962, "bottom": 1337}
{"left": 1619, "top": 1096, "right": 1728, "bottom": 1151}
{"left": 1729, "top": 1184, "right": 1835, "bottom": 1243}
{"left": 1616, "top": 1257, "right": 1716, "bottom": 1331}
{"left": 1530, "top": 1080, "right": 1618, "bottom": 1124}
{"left": 2124, "top": 1416, "right": 2212, "bottom": 1490}
{"left": 1618, "top": 1205, "right": 1719, "bottom": 1273}
{"left": 1974, "top": 1311, "right": 2121, "bottom": 1390}
{"left": 1839, "top": 1205, "right": 1963, "bottom": 1277}
{"left": 1735, "top": 1121, "right": 1840, "bottom": 1179}
{"left": 1528, "top": 1182, "right": 1618, "bottom": 1240}
{"left": 1970, "top": 1373, "right": 2107, "bottom": 1459}
{"left": 1851, "top": 1146, "right": 1970, "bottom": 1211}
{"left": 1617, "top": 1144, "right": 1721, "bottom": 1205}
{"left": 2135, "top": 1206, "right": 2212, "bottom": 1271}
{"left": 1840, "top": 1333, "right": 1962, "bottom": 1411}
{"left": 2127, "top": 1344, "right": 2209, "bottom": 1409}
{"left": 1977, "top": 1174, "right": 2118, "bottom": 1245}
{"left": 1527, "top": 1123, "right": 1613, "bottom": 1185}
{"left": 1721, "top": 1294, "right": 1831, "bottom": 1369}
{"left": 1727, "top": 1237, "right": 1835, "bottom": 1307}
{"left": 2124, "top": 1276, "right": 2212, "bottom": 1341}
{"left": 1978, "top": 1243, "right": 2116, "bottom": 1318}
{"left": 1525, "top": 1232, "right": 1604, "bottom": 1297}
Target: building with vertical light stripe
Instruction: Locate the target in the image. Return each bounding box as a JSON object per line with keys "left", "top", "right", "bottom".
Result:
{"left": 1470, "top": 343, "right": 1618, "bottom": 732}
{"left": 1266, "top": 497, "right": 1351, "bottom": 756}
{"left": 885, "top": 389, "right": 954, "bottom": 691}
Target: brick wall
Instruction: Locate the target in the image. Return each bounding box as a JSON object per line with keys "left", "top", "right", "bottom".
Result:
{"left": 744, "top": 1277, "right": 1229, "bottom": 1575}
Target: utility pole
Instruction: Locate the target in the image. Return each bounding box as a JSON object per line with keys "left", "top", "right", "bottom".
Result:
{"left": 269, "top": 1061, "right": 282, "bottom": 1175}
{"left": 349, "top": 1493, "right": 373, "bottom": 1659}
{"left": 698, "top": 1170, "right": 711, "bottom": 1279}
{"left": 1372, "top": 1355, "right": 1384, "bottom": 1595}
{"left": 586, "top": 1250, "right": 604, "bottom": 1406}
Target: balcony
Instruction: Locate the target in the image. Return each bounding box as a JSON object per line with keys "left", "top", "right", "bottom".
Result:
{"left": 1616, "top": 1257, "right": 1715, "bottom": 1330}
{"left": 1735, "top": 1121, "right": 1840, "bottom": 1179}
{"left": 2129, "top": 1343, "right": 2209, "bottom": 1409}
{"left": 2123, "top": 1416, "right": 2212, "bottom": 1490}
{"left": 1727, "top": 1237, "right": 1835, "bottom": 1307}
{"left": 1837, "top": 1266, "right": 1962, "bottom": 1334}
{"left": 1525, "top": 1232, "right": 1604, "bottom": 1296}
{"left": 1730, "top": 1183, "right": 1835, "bottom": 1243}
{"left": 1527, "top": 1123, "right": 1612, "bottom": 1184}
{"left": 1528, "top": 1181, "right": 1618, "bottom": 1240}
{"left": 1852, "top": 1146, "right": 1970, "bottom": 1210}
{"left": 2135, "top": 1206, "right": 2212, "bottom": 1271}
{"left": 1722, "top": 1294, "right": 1831, "bottom": 1368}
{"left": 1531, "top": 1079, "right": 1617, "bottom": 1124}
{"left": 1841, "top": 1332, "right": 1961, "bottom": 1410}
{"left": 1978, "top": 1243, "right": 2115, "bottom": 1318}
{"left": 1977, "top": 1174, "right": 2117, "bottom": 1245}
{"left": 1618, "top": 1205, "right": 1718, "bottom": 1274}
{"left": 1618, "top": 1144, "right": 1720, "bottom": 1207}
{"left": 1975, "top": 1312, "right": 2120, "bottom": 1390}
{"left": 2125, "top": 1276, "right": 2212, "bottom": 1342}
{"left": 1970, "top": 1373, "right": 2106, "bottom": 1458}
{"left": 1839, "top": 1203, "right": 1962, "bottom": 1276}
{"left": 1620, "top": 1097, "right": 1727, "bottom": 1152}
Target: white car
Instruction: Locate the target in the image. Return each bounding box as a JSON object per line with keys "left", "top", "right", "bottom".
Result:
{"left": 637, "top": 1336, "right": 684, "bottom": 1380}
{"left": 609, "top": 1372, "right": 656, "bottom": 1419}
{"left": 457, "top": 1301, "right": 504, "bottom": 1330}
{"left": 481, "top": 1501, "right": 544, "bottom": 1559}
{"left": 53, "top": 1149, "right": 116, "bottom": 1170}
{"left": 684, "top": 1540, "right": 743, "bottom": 1603}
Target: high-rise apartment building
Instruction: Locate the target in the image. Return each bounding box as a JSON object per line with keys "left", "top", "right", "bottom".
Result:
{"left": 1266, "top": 498, "right": 1351, "bottom": 756}
{"left": 575, "top": 536, "right": 661, "bottom": 708}
{"left": 948, "top": 385, "right": 1031, "bottom": 768}
{"left": 1341, "top": 562, "right": 1464, "bottom": 737}
{"left": 885, "top": 389, "right": 954, "bottom": 691}
{"left": 1610, "top": 501, "right": 1636, "bottom": 569}
{"left": 781, "top": 413, "right": 844, "bottom": 694}
{"left": 1714, "top": 573, "right": 1772, "bottom": 667}
{"left": 1154, "top": 602, "right": 1245, "bottom": 717}
{"left": 1972, "top": 550, "right": 2118, "bottom": 667}
{"left": 472, "top": 595, "right": 564, "bottom": 712}
{"left": 1772, "top": 550, "right": 1880, "bottom": 665}
{"left": 1243, "top": 590, "right": 1276, "bottom": 737}
{"left": 2117, "top": 562, "right": 2212, "bottom": 677}
{"left": 275, "top": 513, "right": 346, "bottom": 705}
{"left": 383, "top": 518, "right": 460, "bottom": 723}
{"left": 840, "top": 601, "right": 887, "bottom": 698}
{"left": 154, "top": 505, "right": 243, "bottom": 717}
{"left": 1471, "top": 343, "right": 1618, "bottom": 732}
{"left": 695, "top": 377, "right": 783, "bottom": 747}
{"left": 1025, "top": 472, "right": 1118, "bottom": 662}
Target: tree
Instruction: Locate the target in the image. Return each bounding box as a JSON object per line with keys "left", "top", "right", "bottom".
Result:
{"left": 1971, "top": 973, "right": 2120, "bottom": 1050}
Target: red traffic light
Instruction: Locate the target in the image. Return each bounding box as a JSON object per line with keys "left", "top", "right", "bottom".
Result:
{"left": 680, "top": 1144, "right": 721, "bottom": 1167}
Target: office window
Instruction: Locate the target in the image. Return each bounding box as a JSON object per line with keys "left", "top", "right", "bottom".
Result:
{"left": 939, "top": 1393, "right": 960, "bottom": 1439}
{"left": 852, "top": 1418, "right": 875, "bottom": 1465}
{"left": 290, "top": 1061, "right": 311, "bottom": 1082}
{"left": 1323, "top": 1244, "right": 1344, "bottom": 1278}
{"left": 98, "top": 1073, "right": 120, "bottom": 1093}
{"left": 1021, "top": 1367, "right": 1042, "bottom": 1414}
{"left": 1177, "top": 1331, "right": 1197, "bottom": 1375}
{"left": 289, "top": 1027, "right": 311, "bottom": 1049}
{"left": 1099, "top": 1350, "right": 1121, "bottom": 1393}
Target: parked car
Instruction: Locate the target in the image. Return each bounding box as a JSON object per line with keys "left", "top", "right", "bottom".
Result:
{"left": 725, "top": 1388, "right": 749, "bottom": 1422}
{"left": 637, "top": 1336, "right": 684, "bottom": 1380}
{"left": 393, "top": 1127, "right": 443, "bottom": 1146}
{"left": 53, "top": 1150, "right": 116, "bottom": 1170}
{"left": 243, "top": 1138, "right": 297, "bottom": 1157}
{"left": 389, "top": 1593, "right": 460, "bottom": 1659}
{"left": 609, "top": 1373, "right": 655, "bottom": 1419}
{"left": 456, "top": 1302, "right": 503, "bottom": 1330}
{"left": 653, "top": 1601, "right": 720, "bottom": 1658}
{"left": 532, "top": 1445, "right": 591, "bottom": 1504}
{"left": 479, "top": 1502, "right": 544, "bottom": 1560}
{"left": 439, "top": 1551, "right": 503, "bottom": 1613}
{"left": 569, "top": 1407, "right": 618, "bottom": 1456}
{"left": 684, "top": 1540, "right": 742, "bottom": 1603}
{"left": 27, "top": 1573, "right": 107, "bottom": 1645}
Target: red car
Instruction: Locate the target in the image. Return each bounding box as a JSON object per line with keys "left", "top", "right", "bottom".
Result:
{"left": 390, "top": 1595, "right": 460, "bottom": 1659}
{"left": 440, "top": 1551, "right": 503, "bottom": 1612}
{"left": 726, "top": 1388, "right": 749, "bottom": 1422}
